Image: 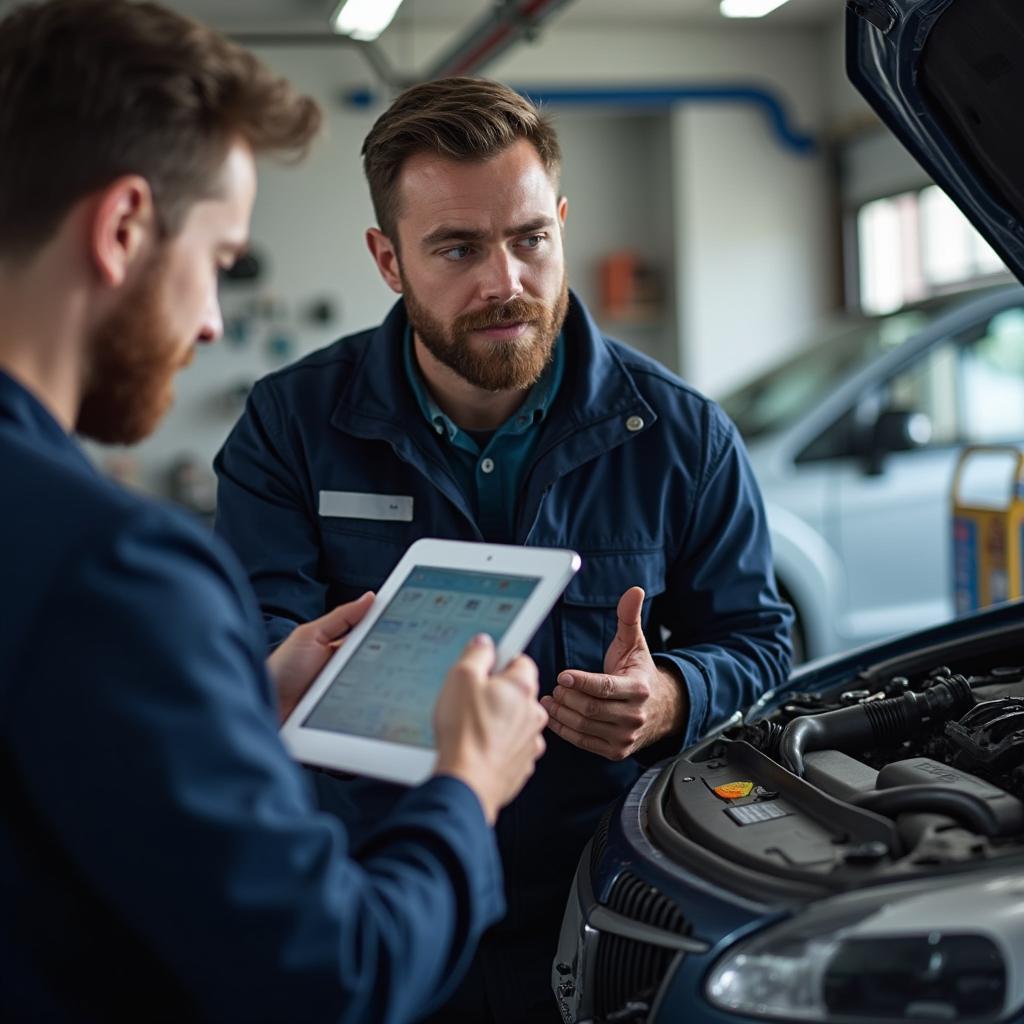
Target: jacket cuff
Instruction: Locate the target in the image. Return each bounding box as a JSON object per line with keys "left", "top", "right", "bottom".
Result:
{"left": 652, "top": 653, "right": 710, "bottom": 750}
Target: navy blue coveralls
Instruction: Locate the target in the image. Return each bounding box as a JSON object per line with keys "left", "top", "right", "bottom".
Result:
{"left": 0, "top": 370, "right": 504, "bottom": 1023}
{"left": 214, "top": 292, "right": 793, "bottom": 1022}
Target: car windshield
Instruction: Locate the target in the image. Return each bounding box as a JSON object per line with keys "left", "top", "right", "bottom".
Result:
{"left": 720, "top": 304, "right": 950, "bottom": 440}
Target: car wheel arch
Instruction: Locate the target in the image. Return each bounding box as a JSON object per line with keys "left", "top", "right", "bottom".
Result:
{"left": 766, "top": 502, "right": 847, "bottom": 661}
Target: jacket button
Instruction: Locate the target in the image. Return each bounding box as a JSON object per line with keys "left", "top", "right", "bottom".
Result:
{"left": 626, "top": 415, "right": 645, "bottom": 432}
{"left": 480, "top": 457, "right": 495, "bottom": 474}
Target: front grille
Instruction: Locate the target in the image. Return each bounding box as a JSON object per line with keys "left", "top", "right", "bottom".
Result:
{"left": 592, "top": 872, "right": 688, "bottom": 1020}
{"left": 589, "top": 805, "right": 613, "bottom": 876}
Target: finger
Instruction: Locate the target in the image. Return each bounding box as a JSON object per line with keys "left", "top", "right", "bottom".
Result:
{"left": 545, "top": 714, "right": 617, "bottom": 758}
{"left": 499, "top": 655, "right": 539, "bottom": 698}
{"left": 534, "top": 701, "right": 549, "bottom": 731}
{"left": 555, "top": 669, "right": 648, "bottom": 700}
{"left": 547, "top": 684, "right": 641, "bottom": 726}
{"left": 615, "top": 586, "right": 648, "bottom": 650}
{"left": 544, "top": 695, "right": 632, "bottom": 744}
{"left": 311, "top": 592, "right": 375, "bottom": 646}
{"left": 450, "top": 633, "right": 497, "bottom": 682}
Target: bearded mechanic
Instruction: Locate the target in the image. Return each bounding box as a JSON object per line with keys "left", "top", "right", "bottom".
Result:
{"left": 214, "top": 77, "right": 793, "bottom": 1023}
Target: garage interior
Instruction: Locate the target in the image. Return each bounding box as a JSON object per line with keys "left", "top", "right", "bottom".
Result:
{"left": 5, "top": 1, "right": 1024, "bottom": 1022}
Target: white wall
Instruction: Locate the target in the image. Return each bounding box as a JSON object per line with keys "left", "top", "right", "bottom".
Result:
{"left": 673, "top": 102, "right": 831, "bottom": 395}
{"left": 554, "top": 110, "right": 678, "bottom": 371}
{"left": 91, "top": 18, "right": 839, "bottom": 493}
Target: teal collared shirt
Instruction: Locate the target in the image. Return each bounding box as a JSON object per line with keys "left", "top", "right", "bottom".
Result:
{"left": 404, "top": 328, "right": 564, "bottom": 543}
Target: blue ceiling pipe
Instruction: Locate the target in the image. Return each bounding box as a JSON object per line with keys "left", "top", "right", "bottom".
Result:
{"left": 344, "top": 83, "right": 816, "bottom": 156}
{"left": 516, "top": 84, "right": 816, "bottom": 155}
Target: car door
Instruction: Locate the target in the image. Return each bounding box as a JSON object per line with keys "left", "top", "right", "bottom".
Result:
{"left": 829, "top": 303, "right": 1024, "bottom": 649}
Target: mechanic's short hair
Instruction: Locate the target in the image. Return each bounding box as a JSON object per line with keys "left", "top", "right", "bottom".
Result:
{"left": 361, "top": 77, "right": 562, "bottom": 240}
{"left": 0, "top": 0, "right": 321, "bottom": 259}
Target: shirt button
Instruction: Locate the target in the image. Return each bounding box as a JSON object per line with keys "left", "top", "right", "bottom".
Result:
{"left": 626, "top": 415, "right": 645, "bottom": 432}
{"left": 480, "top": 457, "right": 495, "bottom": 474}
{"left": 434, "top": 423, "right": 444, "bottom": 435}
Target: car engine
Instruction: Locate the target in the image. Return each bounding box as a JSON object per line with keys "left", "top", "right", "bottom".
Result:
{"left": 648, "top": 650, "right": 1024, "bottom": 898}
{"left": 554, "top": 629, "right": 1024, "bottom": 1024}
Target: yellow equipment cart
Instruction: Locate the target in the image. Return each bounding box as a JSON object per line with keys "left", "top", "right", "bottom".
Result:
{"left": 952, "top": 445, "right": 1024, "bottom": 615}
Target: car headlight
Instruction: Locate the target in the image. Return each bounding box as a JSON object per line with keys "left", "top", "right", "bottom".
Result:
{"left": 706, "top": 902, "right": 1007, "bottom": 1021}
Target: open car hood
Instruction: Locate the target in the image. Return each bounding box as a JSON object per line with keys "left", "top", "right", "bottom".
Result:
{"left": 848, "top": 0, "right": 1024, "bottom": 283}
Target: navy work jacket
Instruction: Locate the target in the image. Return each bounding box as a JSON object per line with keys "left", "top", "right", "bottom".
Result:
{"left": 214, "top": 293, "right": 793, "bottom": 1021}
{"left": 0, "top": 371, "right": 503, "bottom": 1023}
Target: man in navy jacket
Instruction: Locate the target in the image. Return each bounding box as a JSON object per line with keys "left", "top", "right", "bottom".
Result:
{"left": 215, "top": 78, "right": 794, "bottom": 1022}
{"left": 0, "top": 5, "right": 548, "bottom": 1022}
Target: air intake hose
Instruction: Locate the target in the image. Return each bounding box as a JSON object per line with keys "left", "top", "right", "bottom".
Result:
{"left": 780, "top": 676, "right": 973, "bottom": 777}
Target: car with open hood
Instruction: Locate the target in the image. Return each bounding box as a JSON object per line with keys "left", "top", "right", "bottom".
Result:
{"left": 553, "top": 2, "right": 1024, "bottom": 1021}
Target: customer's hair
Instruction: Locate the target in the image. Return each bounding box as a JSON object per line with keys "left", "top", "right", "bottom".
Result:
{"left": 0, "top": 0, "right": 321, "bottom": 258}
{"left": 362, "top": 77, "right": 561, "bottom": 239}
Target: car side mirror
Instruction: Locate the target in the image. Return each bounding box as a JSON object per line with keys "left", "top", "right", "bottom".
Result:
{"left": 863, "top": 409, "right": 933, "bottom": 475}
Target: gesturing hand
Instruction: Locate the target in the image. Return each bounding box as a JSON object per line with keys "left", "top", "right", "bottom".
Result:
{"left": 541, "top": 586, "right": 688, "bottom": 761}
{"left": 267, "top": 592, "right": 375, "bottom": 723}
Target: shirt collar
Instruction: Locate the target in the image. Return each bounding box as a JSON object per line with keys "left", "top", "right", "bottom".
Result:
{"left": 403, "top": 325, "right": 565, "bottom": 445}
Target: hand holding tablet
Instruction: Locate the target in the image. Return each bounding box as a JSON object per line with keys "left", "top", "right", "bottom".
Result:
{"left": 280, "top": 539, "right": 580, "bottom": 785}
{"left": 433, "top": 633, "right": 548, "bottom": 823}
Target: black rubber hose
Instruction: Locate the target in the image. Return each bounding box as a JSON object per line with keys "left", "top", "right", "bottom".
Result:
{"left": 850, "top": 786, "right": 1001, "bottom": 837}
{"left": 780, "top": 676, "right": 973, "bottom": 776}
{"left": 777, "top": 715, "right": 837, "bottom": 776}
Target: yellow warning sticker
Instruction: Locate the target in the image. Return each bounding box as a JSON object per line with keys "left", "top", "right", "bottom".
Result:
{"left": 713, "top": 781, "right": 754, "bottom": 800}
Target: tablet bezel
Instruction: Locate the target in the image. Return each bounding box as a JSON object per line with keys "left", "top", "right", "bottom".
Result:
{"left": 280, "top": 539, "right": 580, "bottom": 785}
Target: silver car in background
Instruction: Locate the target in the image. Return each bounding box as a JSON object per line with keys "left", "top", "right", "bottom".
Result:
{"left": 721, "top": 283, "right": 1024, "bottom": 660}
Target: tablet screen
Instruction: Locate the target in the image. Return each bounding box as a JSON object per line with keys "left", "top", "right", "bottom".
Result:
{"left": 302, "top": 567, "right": 541, "bottom": 747}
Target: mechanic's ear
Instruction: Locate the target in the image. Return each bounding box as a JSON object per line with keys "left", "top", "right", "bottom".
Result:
{"left": 366, "top": 228, "right": 403, "bottom": 294}
{"left": 558, "top": 195, "right": 568, "bottom": 230}
{"left": 90, "top": 175, "right": 156, "bottom": 288}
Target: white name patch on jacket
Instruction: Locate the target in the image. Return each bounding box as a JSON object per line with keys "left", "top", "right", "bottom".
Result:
{"left": 318, "top": 490, "right": 414, "bottom": 522}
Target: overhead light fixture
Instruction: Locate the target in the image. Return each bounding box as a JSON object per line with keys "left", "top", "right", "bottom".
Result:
{"left": 331, "top": 0, "right": 406, "bottom": 41}
{"left": 719, "top": 0, "right": 792, "bottom": 17}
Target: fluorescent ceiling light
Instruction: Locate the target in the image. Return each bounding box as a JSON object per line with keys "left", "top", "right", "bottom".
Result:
{"left": 720, "top": 0, "right": 792, "bottom": 17}
{"left": 331, "top": 0, "right": 405, "bottom": 41}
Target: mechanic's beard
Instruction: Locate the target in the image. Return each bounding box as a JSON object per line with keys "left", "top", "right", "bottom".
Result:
{"left": 402, "top": 272, "right": 569, "bottom": 392}
{"left": 76, "top": 254, "right": 188, "bottom": 445}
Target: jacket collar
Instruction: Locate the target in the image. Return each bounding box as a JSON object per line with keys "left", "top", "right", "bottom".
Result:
{"left": 0, "top": 369, "right": 93, "bottom": 472}
{"left": 327, "top": 291, "right": 657, "bottom": 541}
{"left": 329, "top": 290, "right": 655, "bottom": 438}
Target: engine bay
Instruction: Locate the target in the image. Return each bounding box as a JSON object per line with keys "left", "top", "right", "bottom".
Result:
{"left": 647, "top": 640, "right": 1024, "bottom": 898}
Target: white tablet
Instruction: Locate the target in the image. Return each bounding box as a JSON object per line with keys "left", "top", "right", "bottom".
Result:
{"left": 280, "top": 538, "right": 580, "bottom": 785}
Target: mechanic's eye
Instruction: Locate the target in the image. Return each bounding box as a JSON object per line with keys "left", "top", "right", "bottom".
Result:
{"left": 441, "top": 245, "right": 473, "bottom": 262}
{"left": 518, "top": 234, "right": 545, "bottom": 250}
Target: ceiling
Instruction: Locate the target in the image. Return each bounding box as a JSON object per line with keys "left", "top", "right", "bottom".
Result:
{"left": 0, "top": 0, "right": 840, "bottom": 34}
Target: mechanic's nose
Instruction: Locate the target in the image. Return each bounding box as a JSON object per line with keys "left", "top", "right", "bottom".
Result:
{"left": 479, "top": 249, "right": 524, "bottom": 305}
{"left": 197, "top": 297, "right": 224, "bottom": 345}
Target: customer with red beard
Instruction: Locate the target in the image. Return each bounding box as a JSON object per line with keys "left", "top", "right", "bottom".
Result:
{"left": 0, "top": 4, "right": 550, "bottom": 1022}
{"left": 215, "top": 77, "right": 794, "bottom": 1023}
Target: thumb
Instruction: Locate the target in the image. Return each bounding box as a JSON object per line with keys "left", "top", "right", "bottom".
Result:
{"left": 451, "top": 633, "right": 497, "bottom": 682}
{"left": 312, "top": 591, "right": 375, "bottom": 646}
{"left": 614, "top": 586, "right": 649, "bottom": 653}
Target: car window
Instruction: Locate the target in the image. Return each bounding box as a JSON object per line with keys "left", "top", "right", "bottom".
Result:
{"left": 960, "top": 307, "right": 1024, "bottom": 443}
{"left": 884, "top": 341, "right": 959, "bottom": 445}
{"left": 881, "top": 306, "right": 1024, "bottom": 447}
{"left": 797, "top": 299, "right": 1024, "bottom": 463}
{"left": 721, "top": 308, "right": 943, "bottom": 441}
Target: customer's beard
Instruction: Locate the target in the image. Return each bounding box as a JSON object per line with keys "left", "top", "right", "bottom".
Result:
{"left": 403, "top": 273, "right": 569, "bottom": 392}
{"left": 77, "top": 254, "right": 189, "bottom": 445}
